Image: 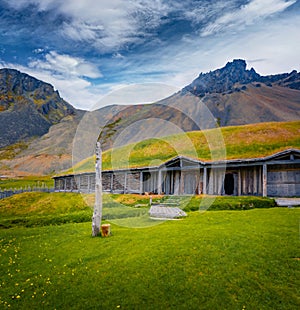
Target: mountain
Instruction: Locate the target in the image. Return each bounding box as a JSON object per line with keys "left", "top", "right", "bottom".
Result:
{"left": 0, "top": 60, "right": 300, "bottom": 176}
{"left": 96, "top": 59, "right": 300, "bottom": 149}
{"left": 183, "top": 59, "right": 300, "bottom": 96}
{"left": 183, "top": 59, "right": 260, "bottom": 96}
{"left": 0, "top": 68, "right": 128, "bottom": 176}
{"left": 0, "top": 68, "right": 76, "bottom": 148}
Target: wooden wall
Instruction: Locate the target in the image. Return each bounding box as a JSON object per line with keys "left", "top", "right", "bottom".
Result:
{"left": 54, "top": 162, "right": 300, "bottom": 197}
{"left": 267, "top": 164, "right": 300, "bottom": 197}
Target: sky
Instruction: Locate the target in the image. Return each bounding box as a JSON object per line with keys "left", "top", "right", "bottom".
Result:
{"left": 0, "top": 0, "right": 299, "bottom": 110}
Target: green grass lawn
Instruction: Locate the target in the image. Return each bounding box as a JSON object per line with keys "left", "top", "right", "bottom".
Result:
{"left": 0, "top": 193, "right": 299, "bottom": 309}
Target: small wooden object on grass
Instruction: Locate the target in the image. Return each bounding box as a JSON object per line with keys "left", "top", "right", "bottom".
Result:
{"left": 101, "top": 224, "right": 111, "bottom": 237}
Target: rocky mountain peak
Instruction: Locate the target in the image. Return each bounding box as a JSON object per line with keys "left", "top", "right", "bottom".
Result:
{"left": 0, "top": 68, "right": 77, "bottom": 148}
{"left": 184, "top": 59, "right": 260, "bottom": 96}
{"left": 183, "top": 59, "right": 300, "bottom": 97}
{"left": 0, "top": 68, "right": 75, "bottom": 118}
{"left": 223, "top": 58, "right": 247, "bottom": 71}
{"left": 0, "top": 68, "right": 50, "bottom": 93}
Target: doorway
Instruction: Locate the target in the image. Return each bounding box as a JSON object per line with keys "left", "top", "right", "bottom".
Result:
{"left": 224, "top": 173, "right": 234, "bottom": 195}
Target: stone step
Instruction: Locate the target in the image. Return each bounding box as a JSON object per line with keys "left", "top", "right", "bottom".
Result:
{"left": 149, "top": 205, "right": 187, "bottom": 219}
{"left": 275, "top": 198, "right": 300, "bottom": 207}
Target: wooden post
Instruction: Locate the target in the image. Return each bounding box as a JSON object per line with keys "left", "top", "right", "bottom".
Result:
{"left": 208, "top": 168, "right": 214, "bottom": 195}
{"left": 242, "top": 169, "right": 246, "bottom": 195}
{"left": 203, "top": 167, "right": 207, "bottom": 194}
{"left": 253, "top": 167, "right": 257, "bottom": 195}
{"left": 157, "top": 169, "right": 162, "bottom": 194}
{"left": 124, "top": 172, "right": 127, "bottom": 194}
{"left": 77, "top": 175, "right": 81, "bottom": 192}
{"left": 110, "top": 173, "right": 114, "bottom": 192}
{"left": 87, "top": 175, "right": 91, "bottom": 193}
{"left": 237, "top": 170, "right": 241, "bottom": 196}
{"left": 262, "top": 163, "right": 267, "bottom": 197}
{"left": 258, "top": 166, "right": 262, "bottom": 195}
{"left": 179, "top": 171, "right": 184, "bottom": 195}
{"left": 92, "top": 142, "right": 103, "bottom": 237}
{"left": 139, "top": 171, "right": 143, "bottom": 194}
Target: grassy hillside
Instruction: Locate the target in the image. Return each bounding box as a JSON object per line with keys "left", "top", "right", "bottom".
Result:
{"left": 69, "top": 120, "right": 300, "bottom": 173}
{"left": 0, "top": 204, "right": 298, "bottom": 309}
{"left": 0, "top": 114, "right": 83, "bottom": 177}
{"left": 0, "top": 176, "right": 53, "bottom": 190}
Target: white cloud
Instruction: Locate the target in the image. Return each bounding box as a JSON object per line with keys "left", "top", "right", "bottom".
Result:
{"left": 112, "top": 52, "right": 125, "bottom": 59}
{"left": 61, "top": 21, "right": 103, "bottom": 42}
{"left": 58, "top": 0, "right": 173, "bottom": 52}
{"left": 28, "top": 51, "right": 102, "bottom": 79}
{"left": 184, "top": 1, "right": 237, "bottom": 25}
{"left": 201, "top": 0, "right": 297, "bottom": 36}
{"left": 33, "top": 48, "right": 44, "bottom": 54}
{"left": 3, "top": 0, "right": 174, "bottom": 53}
{"left": 3, "top": 0, "right": 298, "bottom": 55}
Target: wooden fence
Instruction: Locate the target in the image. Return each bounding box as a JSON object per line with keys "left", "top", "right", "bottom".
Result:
{"left": 0, "top": 186, "right": 54, "bottom": 200}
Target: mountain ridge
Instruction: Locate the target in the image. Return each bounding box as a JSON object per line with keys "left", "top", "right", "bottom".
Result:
{"left": 96, "top": 59, "right": 300, "bottom": 149}
{"left": 183, "top": 59, "right": 300, "bottom": 96}
{"left": 0, "top": 68, "right": 77, "bottom": 148}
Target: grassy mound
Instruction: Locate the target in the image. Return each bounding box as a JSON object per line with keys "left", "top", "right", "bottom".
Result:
{"left": 0, "top": 192, "right": 92, "bottom": 228}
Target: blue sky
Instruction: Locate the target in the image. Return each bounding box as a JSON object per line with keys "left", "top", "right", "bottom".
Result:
{"left": 0, "top": 0, "right": 299, "bottom": 110}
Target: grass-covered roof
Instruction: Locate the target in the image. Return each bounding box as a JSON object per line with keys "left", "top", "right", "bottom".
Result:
{"left": 63, "top": 120, "right": 300, "bottom": 175}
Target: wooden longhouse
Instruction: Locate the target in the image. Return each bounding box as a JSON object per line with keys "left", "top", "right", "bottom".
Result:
{"left": 54, "top": 149, "right": 300, "bottom": 197}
